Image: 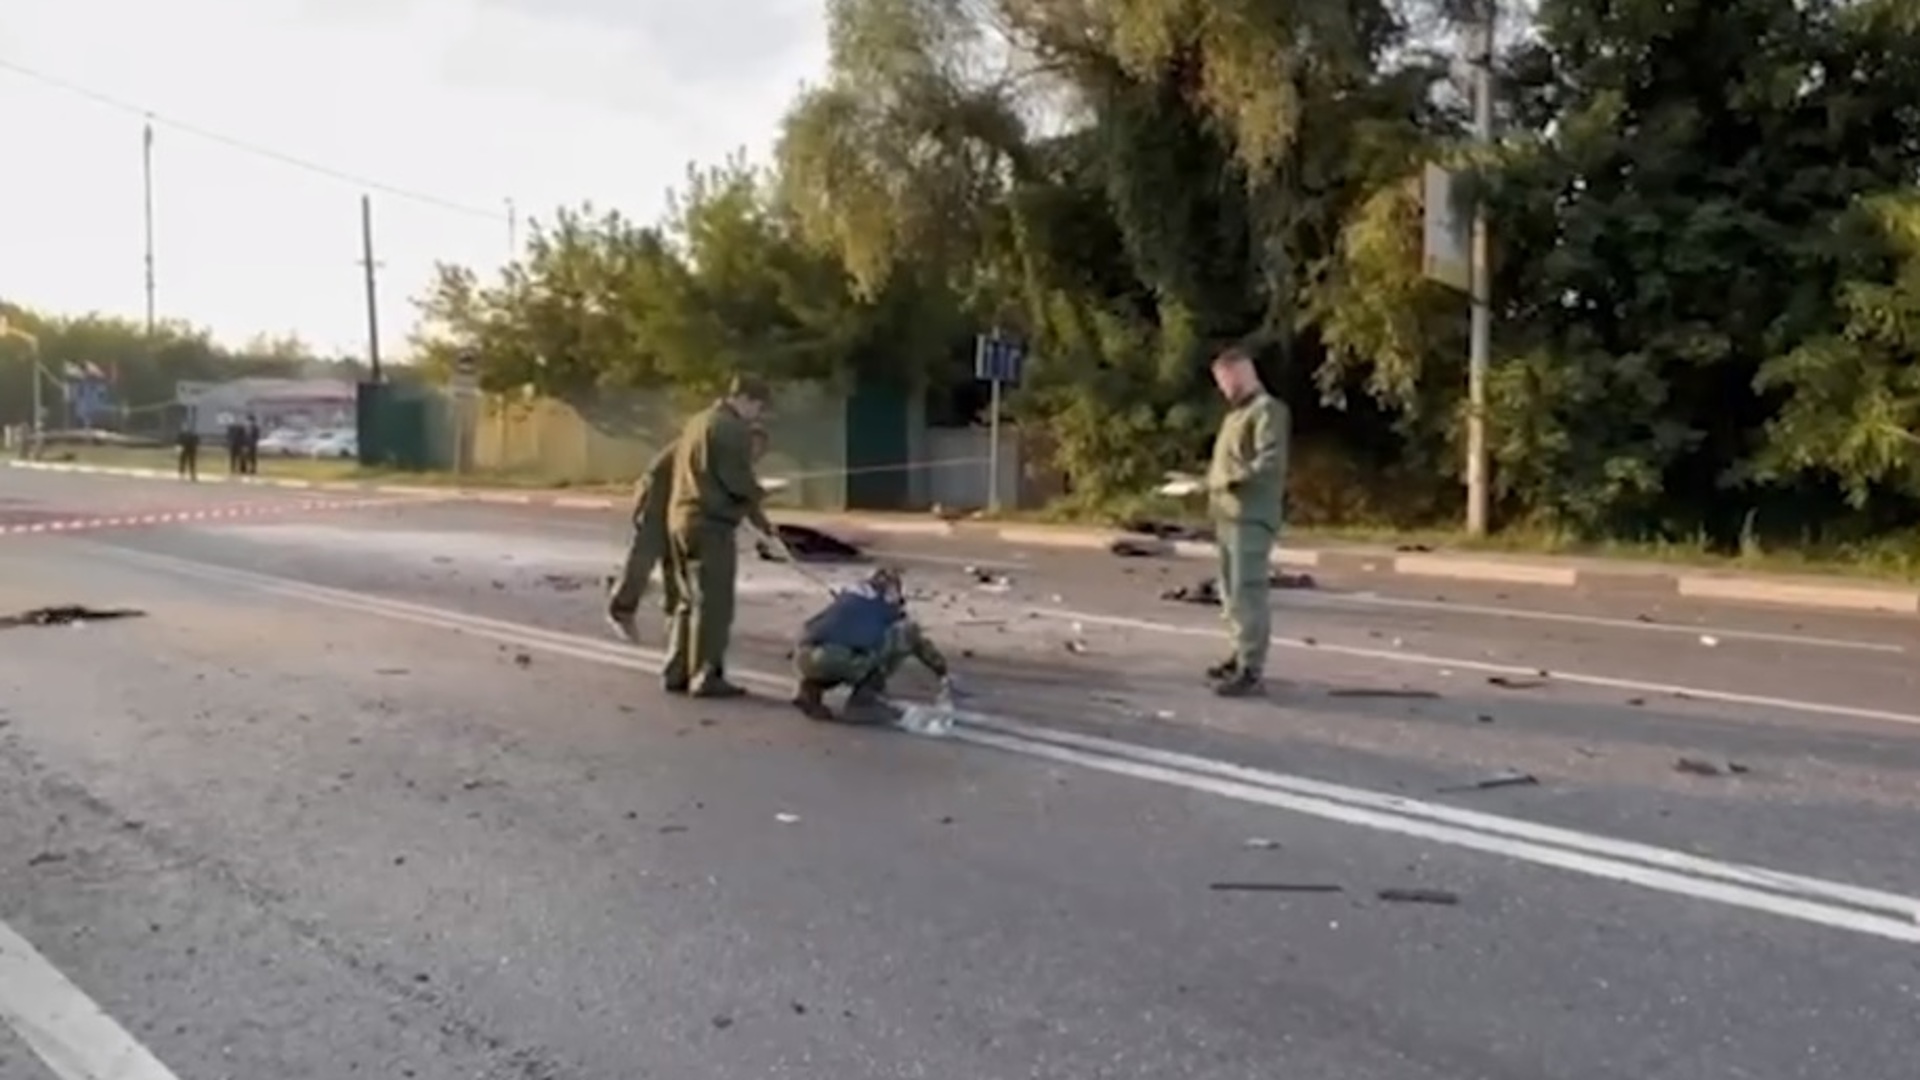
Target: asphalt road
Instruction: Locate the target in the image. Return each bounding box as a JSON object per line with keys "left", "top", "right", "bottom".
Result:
{"left": 3, "top": 466, "right": 1920, "bottom": 1080}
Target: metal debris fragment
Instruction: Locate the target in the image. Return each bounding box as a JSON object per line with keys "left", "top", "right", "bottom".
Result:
{"left": 0, "top": 605, "right": 146, "bottom": 629}
{"left": 1377, "top": 888, "right": 1459, "bottom": 905}
{"left": 1487, "top": 675, "right": 1546, "bottom": 689}
{"left": 1440, "top": 770, "right": 1538, "bottom": 793}
{"left": 1243, "top": 837, "right": 1282, "bottom": 850}
{"left": 1675, "top": 757, "right": 1749, "bottom": 777}
{"left": 775, "top": 812, "right": 801, "bottom": 824}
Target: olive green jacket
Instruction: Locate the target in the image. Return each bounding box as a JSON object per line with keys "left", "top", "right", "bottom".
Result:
{"left": 667, "top": 400, "right": 774, "bottom": 535}
{"left": 1206, "top": 390, "right": 1290, "bottom": 530}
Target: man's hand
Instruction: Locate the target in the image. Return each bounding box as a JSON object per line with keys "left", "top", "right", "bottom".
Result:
{"left": 761, "top": 528, "right": 796, "bottom": 563}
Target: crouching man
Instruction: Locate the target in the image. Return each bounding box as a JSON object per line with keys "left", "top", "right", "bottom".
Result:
{"left": 791, "top": 566, "right": 954, "bottom": 723}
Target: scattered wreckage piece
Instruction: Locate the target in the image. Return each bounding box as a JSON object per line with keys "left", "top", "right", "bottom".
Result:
{"left": 757, "top": 523, "right": 869, "bottom": 563}
{"left": 0, "top": 605, "right": 147, "bottom": 629}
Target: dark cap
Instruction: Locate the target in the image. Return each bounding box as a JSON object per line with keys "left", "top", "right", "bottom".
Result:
{"left": 728, "top": 373, "right": 771, "bottom": 402}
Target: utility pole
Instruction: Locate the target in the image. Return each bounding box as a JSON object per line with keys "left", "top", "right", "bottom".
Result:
{"left": 506, "top": 198, "right": 518, "bottom": 257}
{"left": 359, "top": 194, "right": 383, "bottom": 382}
{"left": 1464, "top": 0, "right": 1496, "bottom": 537}
{"left": 142, "top": 118, "right": 157, "bottom": 337}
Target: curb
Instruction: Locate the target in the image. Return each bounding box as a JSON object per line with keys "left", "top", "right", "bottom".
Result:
{"left": 11, "top": 458, "right": 1916, "bottom": 616}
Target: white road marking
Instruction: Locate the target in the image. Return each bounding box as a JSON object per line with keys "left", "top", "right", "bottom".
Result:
{"left": 1300, "top": 591, "right": 1904, "bottom": 654}
{"left": 92, "top": 546, "right": 1920, "bottom": 945}
{"left": 1028, "top": 606, "right": 1920, "bottom": 730}
{"left": 0, "top": 918, "right": 184, "bottom": 1080}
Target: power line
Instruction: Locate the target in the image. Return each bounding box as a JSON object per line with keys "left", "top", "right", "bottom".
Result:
{"left": 0, "top": 55, "right": 508, "bottom": 222}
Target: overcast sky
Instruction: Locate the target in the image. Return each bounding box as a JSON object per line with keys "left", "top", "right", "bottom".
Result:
{"left": 0, "top": 0, "right": 827, "bottom": 357}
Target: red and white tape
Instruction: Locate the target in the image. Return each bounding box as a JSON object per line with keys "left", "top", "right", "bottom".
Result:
{"left": 0, "top": 498, "right": 390, "bottom": 537}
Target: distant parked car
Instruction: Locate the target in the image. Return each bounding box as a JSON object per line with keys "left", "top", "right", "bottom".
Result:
{"left": 306, "top": 429, "right": 357, "bottom": 459}
{"left": 257, "top": 428, "right": 313, "bottom": 456}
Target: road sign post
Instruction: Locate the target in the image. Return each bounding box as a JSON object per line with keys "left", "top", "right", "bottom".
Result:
{"left": 449, "top": 354, "right": 480, "bottom": 474}
{"left": 972, "top": 333, "right": 1026, "bottom": 512}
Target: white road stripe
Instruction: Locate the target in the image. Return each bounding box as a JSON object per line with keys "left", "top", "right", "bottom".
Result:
{"left": 93, "top": 545, "right": 1920, "bottom": 945}
{"left": 1029, "top": 607, "right": 1920, "bottom": 730}
{"left": 1301, "top": 591, "right": 1904, "bottom": 654}
{"left": 0, "top": 918, "right": 183, "bottom": 1080}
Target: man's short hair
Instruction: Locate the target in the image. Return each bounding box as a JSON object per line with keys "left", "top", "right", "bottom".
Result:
{"left": 728, "top": 373, "right": 771, "bottom": 402}
{"left": 1211, "top": 343, "right": 1255, "bottom": 368}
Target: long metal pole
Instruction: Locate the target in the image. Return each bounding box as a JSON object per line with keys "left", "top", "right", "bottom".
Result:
{"left": 987, "top": 378, "right": 1002, "bottom": 513}
{"left": 360, "top": 195, "right": 383, "bottom": 382}
{"left": 1464, "top": 0, "right": 1496, "bottom": 536}
{"left": 142, "top": 120, "right": 157, "bottom": 337}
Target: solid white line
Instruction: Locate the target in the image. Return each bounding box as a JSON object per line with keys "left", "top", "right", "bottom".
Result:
{"left": 1302, "top": 590, "right": 1904, "bottom": 654}
{"left": 93, "top": 546, "right": 1920, "bottom": 944}
{"left": 961, "top": 714, "right": 1920, "bottom": 919}
{"left": 1027, "top": 607, "right": 1920, "bottom": 730}
{"left": 948, "top": 729, "right": 1920, "bottom": 943}
{"left": 0, "top": 918, "right": 184, "bottom": 1080}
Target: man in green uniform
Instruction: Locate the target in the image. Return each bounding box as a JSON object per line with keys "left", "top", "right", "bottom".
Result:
{"left": 790, "top": 567, "right": 954, "bottom": 723}
{"left": 605, "top": 424, "right": 768, "bottom": 645}
{"left": 604, "top": 441, "right": 679, "bottom": 644}
{"left": 663, "top": 376, "right": 789, "bottom": 697}
{"left": 1203, "top": 344, "right": 1291, "bottom": 697}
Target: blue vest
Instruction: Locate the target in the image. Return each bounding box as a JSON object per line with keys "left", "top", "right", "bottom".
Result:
{"left": 800, "top": 585, "right": 904, "bottom": 652}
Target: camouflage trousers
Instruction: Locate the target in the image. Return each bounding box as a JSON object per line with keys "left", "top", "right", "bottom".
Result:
{"left": 792, "top": 623, "right": 918, "bottom": 691}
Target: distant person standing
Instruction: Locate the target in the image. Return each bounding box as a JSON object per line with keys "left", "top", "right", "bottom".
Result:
{"left": 243, "top": 415, "right": 262, "bottom": 474}
{"left": 1203, "top": 344, "right": 1291, "bottom": 697}
{"left": 224, "top": 419, "right": 245, "bottom": 474}
{"left": 176, "top": 424, "right": 200, "bottom": 482}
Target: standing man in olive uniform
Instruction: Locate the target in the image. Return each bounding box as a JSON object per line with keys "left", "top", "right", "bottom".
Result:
{"left": 663, "top": 376, "right": 788, "bottom": 697}
{"left": 1203, "top": 344, "right": 1290, "bottom": 697}
{"left": 606, "top": 424, "right": 770, "bottom": 645}
{"left": 604, "top": 440, "right": 679, "bottom": 644}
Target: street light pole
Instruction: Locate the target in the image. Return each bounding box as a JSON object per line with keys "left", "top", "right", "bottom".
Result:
{"left": 1464, "top": 0, "right": 1497, "bottom": 537}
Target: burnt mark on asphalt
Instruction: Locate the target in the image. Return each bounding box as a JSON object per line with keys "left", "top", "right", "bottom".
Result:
{"left": 0, "top": 605, "right": 147, "bottom": 629}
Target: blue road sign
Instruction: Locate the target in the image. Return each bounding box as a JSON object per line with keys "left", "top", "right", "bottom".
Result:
{"left": 973, "top": 334, "right": 1025, "bottom": 385}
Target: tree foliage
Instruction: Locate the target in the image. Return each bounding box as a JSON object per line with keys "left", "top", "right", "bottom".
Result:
{"left": 400, "top": 0, "right": 1920, "bottom": 545}
{"left": 0, "top": 300, "right": 359, "bottom": 432}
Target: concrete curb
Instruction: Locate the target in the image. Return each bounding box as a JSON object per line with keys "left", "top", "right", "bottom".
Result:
{"left": 11, "top": 458, "right": 1917, "bottom": 616}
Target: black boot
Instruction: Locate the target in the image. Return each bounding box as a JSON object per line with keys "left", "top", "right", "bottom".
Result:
{"left": 691, "top": 671, "right": 748, "bottom": 699}
{"left": 791, "top": 680, "right": 834, "bottom": 721}
{"left": 1212, "top": 669, "right": 1265, "bottom": 698}
{"left": 1205, "top": 656, "right": 1239, "bottom": 681}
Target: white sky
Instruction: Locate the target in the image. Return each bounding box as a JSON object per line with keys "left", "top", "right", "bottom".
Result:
{"left": 0, "top": 0, "right": 827, "bottom": 358}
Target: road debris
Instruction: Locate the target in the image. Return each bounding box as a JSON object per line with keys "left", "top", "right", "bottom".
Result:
{"left": 1209, "top": 882, "right": 1343, "bottom": 893}
{"left": 539, "top": 573, "right": 589, "bottom": 592}
{"left": 0, "top": 605, "right": 147, "bottom": 629}
{"left": 1487, "top": 675, "right": 1546, "bottom": 689}
{"left": 1109, "top": 536, "right": 1171, "bottom": 557}
{"left": 1698, "top": 634, "right": 1720, "bottom": 647}
{"left": 1675, "top": 757, "right": 1750, "bottom": 777}
{"left": 1243, "top": 837, "right": 1282, "bottom": 850}
{"left": 26, "top": 851, "right": 68, "bottom": 867}
{"left": 511, "top": 652, "right": 533, "bottom": 668}
{"left": 1377, "top": 888, "right": 1460, "bottom": 905}
{"left": 759, "top": 523, "right": 865, "bottom": 563}
{"left": 775, "top": 812, "right": 801, "bottom": 825}
{"left": 1160, "top": 571, "right": 1317, "bottom": 604}
{"left": 1439, "top": 770, "right": 1538, "bottom": 793}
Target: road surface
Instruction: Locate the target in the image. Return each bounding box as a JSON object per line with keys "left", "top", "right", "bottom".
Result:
{"left": 3, "top": 466, "right": 1918, "bottom": 1080}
